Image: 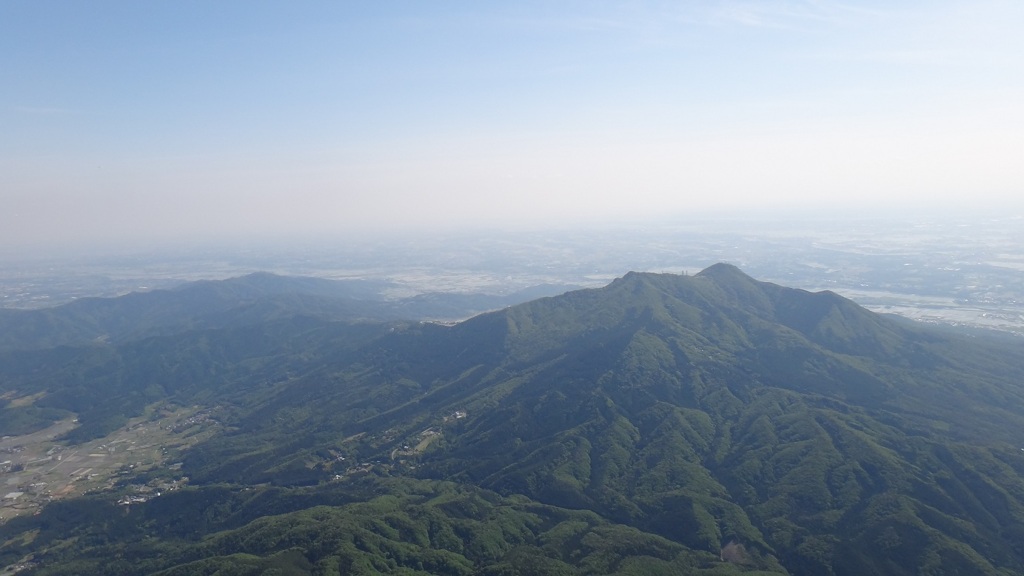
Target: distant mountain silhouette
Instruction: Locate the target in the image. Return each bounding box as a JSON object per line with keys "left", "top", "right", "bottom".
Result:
{"left": 0, "top": 273, "right": 575, "bottom": 350}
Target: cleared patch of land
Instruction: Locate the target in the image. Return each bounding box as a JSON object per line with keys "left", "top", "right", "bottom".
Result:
{"left": 0, "top": 405, "right": 220, "bottom": 521}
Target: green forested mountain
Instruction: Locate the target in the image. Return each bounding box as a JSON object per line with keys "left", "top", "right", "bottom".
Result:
{"left": 2, "top": 265, "right": 1024, "bottom": 575}
{"left": 0, "top": 273, "right": 573, "bottom": 351}
{"left": 0, "top": 273, "right": 381, "bottom": 350}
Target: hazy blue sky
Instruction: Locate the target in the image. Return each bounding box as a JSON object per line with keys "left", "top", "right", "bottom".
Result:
{"left": 3, "top": 1, "right": 1022, "bottom": 252}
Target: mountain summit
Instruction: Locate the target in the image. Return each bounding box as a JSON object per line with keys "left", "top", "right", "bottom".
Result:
{"left": 176, "top": 266, "right": 1024, "bottom": 574}
{"left": 3, "top": 266, "right": 1024, "bottom": 575}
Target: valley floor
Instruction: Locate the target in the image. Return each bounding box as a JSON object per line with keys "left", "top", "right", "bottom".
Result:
{"left": 0, "top": 405, "right": 218, "bottom": 521}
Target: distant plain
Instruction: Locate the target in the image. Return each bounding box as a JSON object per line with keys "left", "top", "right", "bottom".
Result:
{"left": 3, "top": 214, "right": 1021, "bottom": 334}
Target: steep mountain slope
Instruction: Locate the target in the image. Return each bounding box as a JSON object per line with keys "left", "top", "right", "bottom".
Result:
{"left": 2, "top": 265, "right": 1024, "bottom": 575}
{"left": 184, "top": 266, "right": 1024, "bottom": 574}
